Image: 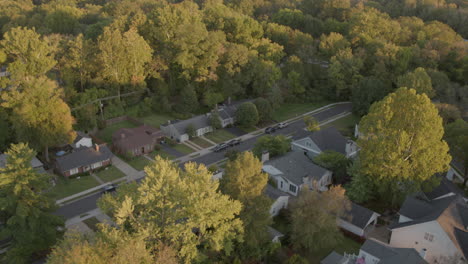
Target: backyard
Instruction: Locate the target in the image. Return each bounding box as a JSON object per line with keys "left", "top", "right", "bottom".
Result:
{"left": 272, "top": 102, "right": 330, "bottom": 122}
{"left": 96, "top": 120, "right": 137, "bottom": 144}
{"left": 139, "top": 113, "right": 174, "bottom": 128}
{"left": 148, "top": 149, "right": 176, "bottom": 160}
{"left": 94, "top": 166, "right": 126, "bottom": 183}
{"left": 204, "top": 129, "right": 237, "bottom": 143}
{"left": 48, "top": 175, "right": 100, "bottom": 200}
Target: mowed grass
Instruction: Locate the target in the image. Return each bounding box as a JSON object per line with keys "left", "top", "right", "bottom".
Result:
{"left": 140, "top": 113, "right": 174, "bottom": 128}
{"left": 97, "top": 120, "right": 137, "bottom": 144}
{"left": 304, "top": 236, "right": 361, "bottom": 263}
{"left": 272, "top": 102, "right": 330, "bottom": 122}
{"left": 148, "top": 149, "right": 176, "bottom": 160}
{"left": 173, "top": 144, "right": 196, "bottom": 154}
{"left": 48, "top": 175, "right": 101, "bottom": 200}
{"left": 126, "top": 156, "right": 152, "bottom": 171}
{"left": 322, "top": 113, "right": 360, "bottom": 137}
{"left": 204, "top": 129, "right": 236, "bottom": 143}
{"left": 190, "top": 137, "right": 213, "bottom": 148}
{"left": 94, "top": 166, "right": 125, "bottom": 183}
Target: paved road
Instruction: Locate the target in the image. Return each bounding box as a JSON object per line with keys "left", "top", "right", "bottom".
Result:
{"left": 54, "top": 103, "right": 352, "bottom": 220}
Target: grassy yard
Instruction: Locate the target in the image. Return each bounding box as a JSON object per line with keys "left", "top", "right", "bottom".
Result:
{"left": 148, "top": 149, "right": 176, "bottom": 160}
{"left": 272, "top": 102, "right": 330, "bottom": 122}
{"left": 94, "top": 166, "right": 125, "bottom": 183}
{"left": 139, "top": 113, "right": 174, "bottom": 128}
{"left": 126, "top": 156, "right": 152, "bottom": 171}
{"left": 322, "top": 114, "right": 360, "bottom": 137}
{"left": 173, "top": 143, "right": 196, "bottom": 154}
{"left": 83, "top": 217, "right": 101, "bottom": 232}
{"left": 204, "top": 129, "right": 236, "bottom": 143}
{"left": 305, "top": 236, "right": 361, "bottom": 263}
{"left": 97, "top": 120, "right": 137, "bottom": 144}
{"left": 190, "top": 137, "right": 213, "bottom": 148}
{"left": 48, "top": 175, "right": 101, "bottom": 200}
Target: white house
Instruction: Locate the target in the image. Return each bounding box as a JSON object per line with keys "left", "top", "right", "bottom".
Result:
{"left": 264, "top": 184, "right": 290, "bottom": 216}
{"left": 72, "top": 132, "right": 93, "bottom": 149}
{"left": 338, "top": 202, "right": 380, "bottom": 237}
{"left": 262, "top": 151, "right": 332, "bottom": 196}
{"left": 291, "top": 127, "right": 358, "bottom": 159}
{"left": 389, "top": 194, "right": 468, "bottom": 263}
{"left": 321, "top": 239, "right": 428, "bottom": 264}
{"left": 160, "top": 114, "right": 213, "bottom": 142}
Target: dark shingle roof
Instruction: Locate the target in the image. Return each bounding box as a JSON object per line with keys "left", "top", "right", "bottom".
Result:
{"left": 424, "top": 177, "right": 464, "bottom": 200}
{"left": 341, "top": 202, "right": 379, "bottom": 229}
{"left": 397, "top": 195, "right": 457, "bottom": 223}
{"left": 264, "top": 151, "right": 329, "bottom": 185}
{"left": 320, "top": 251, "right": 345, "bottom": 264}
{"left": 308, "top": 127, "right": 348, "bottom": 154}
{"left": 361, "top": 239, "right": 427, "bottom": 264}
{"left": 267, "top": 226, "right": 284, "bottom": 240}
{"left": 113, "top": 125, "right": 163, "bottom": 150}
{"left": 458, "top": 204, "right": 468, "bottom": 228}
{"left": 169, "top": 115, "right": 210, "bottom": 134}
{"left": 56, "top": 145, "right": 113, "bottom": 171}
{"left": 264, "top": 184, "right": 290, "bottom": 200}
{"left": 454, "top": 228, "right": 468, "bottom": 259}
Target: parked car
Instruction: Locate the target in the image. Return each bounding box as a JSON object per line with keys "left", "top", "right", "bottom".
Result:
{"left": 278, "top": 122, "right": 288, "bottom": 128}
{"left": 102, "top": 184, "right": 117, "bottom": 193}
{"left": 227, "top": 139, "right": 242, "bottom": 146}
{"left": 213, "top": 143, "right": 229, "bottom": 152}
{"left": 265, "top": 126, "right": 278, "bottom": 134}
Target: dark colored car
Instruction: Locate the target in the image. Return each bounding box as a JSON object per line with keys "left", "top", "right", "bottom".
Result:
{"left": 227, "top": 139, "right": 241, "bottom": 146}
{"left": 213, "top": 143, "right": 229, "bottom": 152}
{"left": 102, "top": 184, "right": 117, "bottom": 193}
{"left": 265, "top": 127, "right": 277, "bottom": 134}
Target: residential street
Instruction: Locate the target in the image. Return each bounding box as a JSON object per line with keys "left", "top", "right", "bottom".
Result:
{"left": 54, "top": 102, "right": 352, "bottom": 220}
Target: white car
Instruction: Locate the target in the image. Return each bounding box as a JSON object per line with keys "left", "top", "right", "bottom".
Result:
{"left": 278, "top": 122, "right": 288, "bottom": 128}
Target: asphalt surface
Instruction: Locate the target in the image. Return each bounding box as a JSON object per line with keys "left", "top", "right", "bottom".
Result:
{"left": 54, "top": 103, "right": 352, "bottom": 220}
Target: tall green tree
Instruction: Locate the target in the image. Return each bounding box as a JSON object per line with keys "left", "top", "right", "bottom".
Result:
{"left": 179, "top": 85, "right": 199, "bottom": 113}
{"left": 220, "top": 152, "right": 272, "bottom": 259}
{"left": 254, "top": 98, "right": 273, "bottom": 123}
{"left": 1, "top": 77, "right": 76, "bottom": 161}
{"left": 397, "top": 67, "right": 435, "bottom": 98}
{"left": 304, "top": 116, "right": 320, "bottom": 132}
{"left": 445, "top": 119, "right": 468, "bottom": 184}
{"left": 328, "top": 48, "right": 363, "bottom": 100}
{"left": 236, "top": 102, "right": 259, "bottom": 127}
{"left": 0, "top": 143, "right": 64, "bottom": 264}
{"left": 253, "top": 135, "right": 291, "bottom": 157}
{"left": 351, "top": 77, "right": 391, "bottom": 117}
{"left": 344, "top": 160, "right": 375, "bottom": 203}
{"left": 358, "top": 88, "right": 451, "bottom": 203}
{"left": 98, "top": 157, "right": 243, "bottom": 263}
{"left": 0, "top": 27, "right": 56, "bottom": 83}
{"left": 313, "top": 151, "right": 350, "bottom": 183}
{"left": 290, "top": 186, "right": 350, "bottom": 251}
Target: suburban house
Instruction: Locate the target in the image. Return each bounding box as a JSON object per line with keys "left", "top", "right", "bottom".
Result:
{"left": 112, "top": 125, "right": 164, "bottom": 156}
{"left": 0, "top": 152, "right": 46, "bottom": 174}
{"left": 262, "top": 151, "right": 332, "bottom": 196}
{"left": 160, "top": 114, "right": 212, "bottom": 142}
{"left": 264, "top": 184, "right": 290, "bottom": 216}
{"left": 216, "top": 99, "right": 252, "bottom": 127}
{"left": 72, "top": 132, "right": 93, "bottom": 149}
{"left": 267, "top": 226, "right": 284, "bottom": 243}
{"left": 321, "top": 239, "right": 428, "bottom": 264}
{"left": 338, "top": 202, "right": 380, "bottom": 237}
{"left": 291, "top": 127, "right": 358, "bottom": 158}
{"left": 55, "top": 144, "right": 113, "bottom": 177}
{"left": 388, "top": 194, "right": 468, "bottom": 263}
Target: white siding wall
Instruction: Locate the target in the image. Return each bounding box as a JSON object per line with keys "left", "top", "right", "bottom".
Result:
{"left": 270, "top": 196, "right": 289, "bottom": 216}
{"left": 337, "top": 218, "right": 365, "bottom": 236}
{"left": 179, "top": 134, "right": 189, "bottom": 142}
{"left": 390, "top": 221, "right": 459, "bottom": 263}
{"left": 75, "top": 137, "right": 93, "bottom": 148}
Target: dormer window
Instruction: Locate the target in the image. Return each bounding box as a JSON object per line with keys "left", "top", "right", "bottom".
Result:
{"left": 424, "top": 232, "right": 434, "bottom": 242}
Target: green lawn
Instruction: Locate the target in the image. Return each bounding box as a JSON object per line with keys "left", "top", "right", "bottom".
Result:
{"left": 126, "top": 156, "right": 152, "bottom": 171}
{"left": 190, "top": 137, "right": 213, "bottom": 148}
{"left": 139, "top": 113, "right": 174, "bottom": 128}
{"left": 322, "top": 114, "right": 360, "bottom": 137}
{"left": 83, "top": 217, "right": 101, "bottom": 232}
{"left": 305, "top": 236, "right": 361, "bottom": 263}
{"left": 173, "top": 144, "right": 196, "bottom": 154}
{"left": 204, "top": 129, "right": 236, "bottom": 143}
{"left": 97, "top": 120, "right": 137, "bottom": 144}
{"left": 94, "top": 166, "right": 126, "bottom": 183}
{"left": 48, "top": 175, "right": 101, "bottom": 200}
{"left": 148, "top": 149, "right": 176, "bottom": 160}
{"left": 272, "top": 102, "right": 330, "bottom": 122}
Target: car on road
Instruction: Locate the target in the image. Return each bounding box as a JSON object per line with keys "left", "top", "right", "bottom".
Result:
{"left": 278, "top": 122, "right": 288, "bottom": 128}
{"left": 213, "top": 143, "right": 229, "bottom": 152}
{"left": 227, "top": 139, "right": 242, "bottom": 146}
{"left": 102, "top": 184, "right": 117, "bottom": 193}
{"left": 265, "top": 127, "right": 276, "bottom": 134}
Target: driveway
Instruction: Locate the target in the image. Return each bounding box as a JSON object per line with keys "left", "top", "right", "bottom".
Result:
{"left": 225, "top": 127, "right": 247, "bottom": 137}
{"left": 161, "top": 144, "right": 185, "bottom": 158}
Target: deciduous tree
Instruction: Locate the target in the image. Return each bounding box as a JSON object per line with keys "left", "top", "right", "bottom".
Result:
{"left": 236, "top": 102, "right": 259, "bottom": 127}
{"left": 253, "top": 135, "right": 291, "bottom": 157}
{"left": 397, "top": 67, "right": 435, "bottom": 98}
{"left": 313, "top": 151, "right": 350, "bottom": 183}
{"left": 304, "top": 116, "right": 320, "bottom": 132}
{"left": 445, "top": 119, "right": 468, "bottom": 184}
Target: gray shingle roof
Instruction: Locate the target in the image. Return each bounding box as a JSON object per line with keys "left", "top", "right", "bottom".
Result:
{"left": 264, "top": 184, "right": 290, "bottom": 200}
{"left": 307, "top": 127, "right": 348, "bottom": 155}
{"left": 166, "top": 115, "right": 211, "bottom": 134}
{"left": 267, "top": 226, "right": 284, "bottom": 240}
{"left": 397, "top": 195, "right": 457, "bottom": 224}
{"left": 341, "top": 202, "right": 379, "bottom": 229}
{"left": 264, "top": 151, "right": 329, "bottom": 185}
{"left": 454, "top": 228, "right": 468, "bottom": 259}
{"left": 320, "top": 251, "right": 345, "bottom": 264}
{"left": 56, "top": 145, "right": 113, "bottom": 171}
{"left": 361, "top": 239, "right": 427, "bottom": 264}
{"left": 424, "top": 176, "right": 464, "bottom": 200}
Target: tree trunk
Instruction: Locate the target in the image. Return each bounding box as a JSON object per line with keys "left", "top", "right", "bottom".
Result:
{"left": 45, "top": 145, "right": 50, "bottom": 163}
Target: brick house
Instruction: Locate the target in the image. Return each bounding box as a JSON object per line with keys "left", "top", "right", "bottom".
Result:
{"left": 55, "top": 144, "right": 113, "bottom": 177}
{"left": 112, "top": 125, "right": 164, "bottom": 157}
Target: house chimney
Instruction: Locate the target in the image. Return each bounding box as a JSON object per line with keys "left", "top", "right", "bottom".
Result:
{"left": 419, "top": 248, "right": 427, "bottom": 259}
{"left": 94, "top": 144, "right": 100, "bottom": 152}
{"left": 261, "top": 151, "right": 269, "bottom": 163}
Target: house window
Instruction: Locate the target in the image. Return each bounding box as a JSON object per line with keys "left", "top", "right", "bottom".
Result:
{"left": 69, "top": 168, "right": 79, "bottom": 175}
{"left": 424, "top": 232, "right": 434, "bottom": 242}
{"left": 289, "top": 185, "right": 297, "bottom": 193}
{"left": 280, "top": 181, "right": 283, "bottom": 188}
{"left": 91, "top": 162, "right": 102, "bottom": 169}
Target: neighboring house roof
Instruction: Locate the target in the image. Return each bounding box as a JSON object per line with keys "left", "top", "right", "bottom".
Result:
{"left": 217, "top": 99, "right": 253, "bottom": 121}
{"left": 454, "top": 228, "right": 468, "bottom": 258}
{"left": 294, "top": 127, "right": 348, "bottom": 155}
{"left": 56, "top": 145, "right": 113, "bottom": 171}
{"left": 320, "top": 251, "right": 345, "bottom": 264}
{"left": 341, "top": 202, "right": 379, "bottom": 229}
{"left": 113, "top": 125, "right": 163, "bottom": 151}
{"left": 390, "top": 195, "right": 468, "bottom": 259}
{"left": 360, "top": 239, "right": 427, "bottom": 264}
{"left": 264, "top": 184, "right": 290, "bottom": 200}
{"left": 267, "top": 226, "right": 284, "bottom": 240}
{"left": 264, "top": 151, "right": 329, "bottom": 186}
{"left": 162, "top": 115, "right": 211, "bottom": 134}
{"left": 424, "top": 176, "right": 465, "bottom": 200}
{"left": 0, "top": 153, "right": 44, "bottom": 169}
